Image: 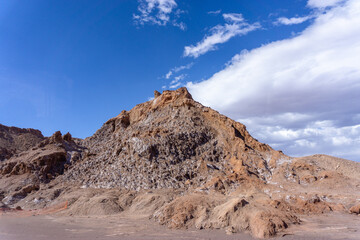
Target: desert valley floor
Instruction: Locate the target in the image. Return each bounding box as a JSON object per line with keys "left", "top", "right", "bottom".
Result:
{"left": 1, "top": 212, "right": 360, "bottom": 240}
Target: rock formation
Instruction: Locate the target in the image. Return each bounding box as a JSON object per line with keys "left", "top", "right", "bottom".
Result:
{"left": 62, "top": 87, "right": 284, "bottom": 190}
{"left": 1, "top": 87, "right": 360, "bottom": 238}
{"left": 0, "top": 124, "right": 44, "bottom": 161}
{"left": 0, "top": 131, "right": 83, "bottom": 206}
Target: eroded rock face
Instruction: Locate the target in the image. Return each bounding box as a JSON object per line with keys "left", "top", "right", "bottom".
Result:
{"left": 0, "top": 124, "right": 44, "bottom": 161}
{"left": 349, "top": 204, "right": 360, "bottom": 214}
{"left": 1, "top": 131, "right": 84, "bottom": 180}
{"left": 0, "top": 131, "right": 84, "bottom": 205}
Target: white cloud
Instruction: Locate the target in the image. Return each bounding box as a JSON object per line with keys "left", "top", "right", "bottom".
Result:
{"left": 275, "top": 16, "right": 311, "bottom": 25}
{"left": 167, "top": 74, "right": 187, "bottom": 89}
{"left": 275, "top": 0, "right": 345, "bottom": 26}
{"left": 173, "top": 62, "right": 194, "bottom": 72}
{"left": 222, "top": 13, "right": 244, "bottom": 22}
{"left": 307, "top": 0, "right": 344, "bottom": 8}
{"left": 187, "top": 0, "right": 360, "bottom": 161}
{"left": 245, "top": 120, "right": 360, "bottom": 159}
{"left": 183, "top": 13, "right": 261, "bottom": 58}
{"left": 133, "top": 0, "right": 185, "bottom": 29}
{"left": 170, "top": 74, "right": 186, "bottom": 85}
{"left": 165, "top": 62, "right": 193, "bottom": 79}
{"left": 169, "top": 82, "right": 181, "bottom": 89}
{"left": 165, "top": 71, "right": 173, "bottom": 79}
{"left": 208, "top": 10, "right": 221, "bottom": 15}
{"left": 172, "top": 21, "right": 186, "bottom": 30}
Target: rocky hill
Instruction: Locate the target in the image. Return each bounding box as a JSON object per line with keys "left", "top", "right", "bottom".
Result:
{"left": 1, "top": 87, "right": 360, "bottom": 239}
{"left": 62, "top": 87, "right": 284, "bottom": 190}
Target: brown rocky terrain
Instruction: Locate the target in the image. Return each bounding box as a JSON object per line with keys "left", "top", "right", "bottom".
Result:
{"left": 0, "top": 131, "right": 84, "bottom": 207}
{"left": 63, "top": 87, "right": 284, "bottom": 190}
{"left": 0, "top": 124, "right": 44, "bottom": 161}
{"left": 1, "top": 87, "right": 360, "bottom": 239}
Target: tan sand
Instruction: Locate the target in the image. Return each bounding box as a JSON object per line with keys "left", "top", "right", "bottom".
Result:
{"left": 0, "top": 212, "right": 359, "bottom": 240}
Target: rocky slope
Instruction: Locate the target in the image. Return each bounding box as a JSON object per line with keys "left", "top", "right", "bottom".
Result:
{"left": 1, "top": 87, "right": 360, "bottom": 239}
{"left": 0, "top": 124, "right": 44, "bottom": 161}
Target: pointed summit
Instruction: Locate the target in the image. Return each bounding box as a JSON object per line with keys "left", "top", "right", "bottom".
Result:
{"left": 150, "top": 87, "right": 194, "bottom": 109}
{"left": 154, "top": 87, "right": 192, "bottom": 100}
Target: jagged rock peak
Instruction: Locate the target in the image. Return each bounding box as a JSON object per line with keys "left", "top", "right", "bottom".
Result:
{"left": 160, "top": 87, "right": 193, "bottom": 101}
{"left": 63, "top": 132, "right": 72, "bottom": 142}
{"left": 150, "top": 87, "right": 194, "bottom": 109}
{"left": 46, "top": 131, "right": 74, "bottom": 145}
{"left": 50, "top": 131, "right": 63, "bottom": 143}
{"left": 154, "top": 90, "right": 161, "bottom": 98}
{"left": 106, "top": 87, "right": 195, "bottom": 127}
{"left": 153, "top": 87, "right": 193, "bottom": 103}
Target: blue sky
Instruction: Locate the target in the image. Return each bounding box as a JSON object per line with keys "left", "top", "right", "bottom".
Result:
{"left": 1, "top": 0, "right": 359, "bottom": 161}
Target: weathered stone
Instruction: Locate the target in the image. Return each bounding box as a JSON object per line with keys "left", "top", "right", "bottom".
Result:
{"left": 0, "top": 124, "right": 44, "bottom": 161}
{"left": 154, "top": 90, "right": 161, "bottom": 98}
{"left": 62, "top": 87, "right": 283, "bottom": 190}
{"left": 349, "top": 204, "right": 360, "bottom": 214}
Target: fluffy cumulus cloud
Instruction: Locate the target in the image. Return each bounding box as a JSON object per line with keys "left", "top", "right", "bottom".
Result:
{"left": 187, "top": 0, "right": 360, "bottom": 161}
{"left": 238, "top": 116, "right": 360, "bottom": 160}
{"left": 275, "top": 0, "right": 346, "bottom": 26}
{"left": 184, "top": 13, "right": 260, "bottom": 58}
{"left": 133, "top": 0, "right": 185, "bottom": 29}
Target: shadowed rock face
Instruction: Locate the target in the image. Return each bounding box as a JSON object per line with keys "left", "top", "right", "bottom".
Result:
{"left": 62, "top": 87, "right": 285, "bottom": 190}
{"left": 0, "top": 124, "right": 44, "bottom": 161}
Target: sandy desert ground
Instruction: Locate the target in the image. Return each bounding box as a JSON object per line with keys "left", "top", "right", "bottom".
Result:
{"left": 0, "top": 212, "right": 359, "bottom": 240}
